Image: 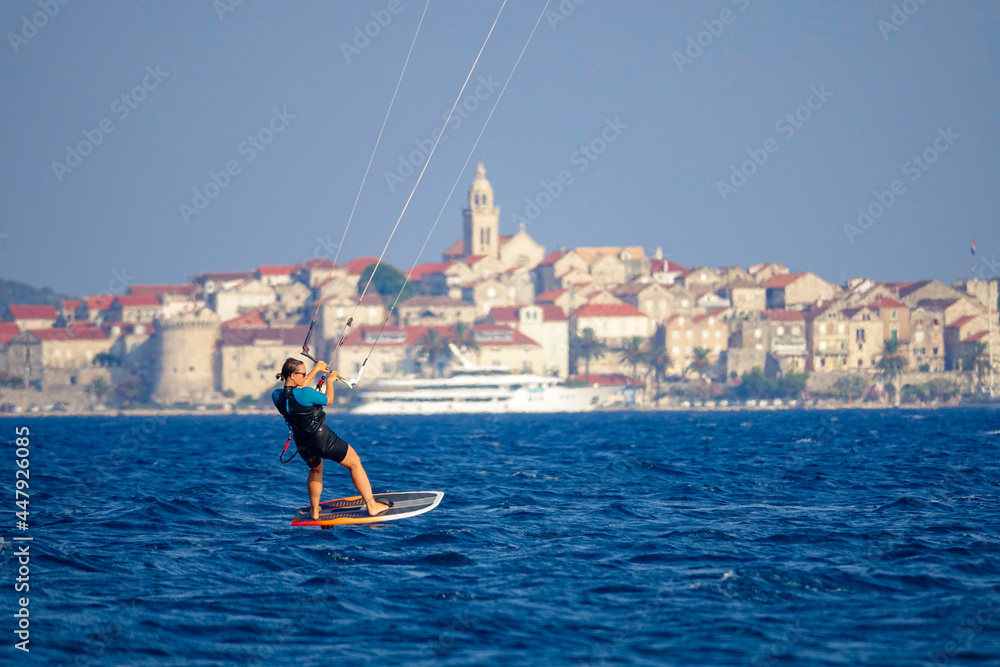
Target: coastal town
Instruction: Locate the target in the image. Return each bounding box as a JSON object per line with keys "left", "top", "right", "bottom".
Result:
{"left": 1, "top": 163, "right": 997, "bottom": 413}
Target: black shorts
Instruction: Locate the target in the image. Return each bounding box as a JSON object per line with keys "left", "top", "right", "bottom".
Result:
{"left": 294, "top": 422, "right": 350, "bottom": 468}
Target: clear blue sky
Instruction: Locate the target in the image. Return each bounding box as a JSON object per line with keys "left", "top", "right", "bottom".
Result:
{"left": 1, "top": 1, "right": 997, "bottom": 297}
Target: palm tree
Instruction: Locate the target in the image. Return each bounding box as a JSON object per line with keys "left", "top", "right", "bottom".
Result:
{"left": 617, "top": 336, "right": 647, "bottom": 384}
{"left": 969, "top": 340, "right": 994, "bottom": 392}
{"left": 875, "top": 339, "right": 908, "bottom": 406}
{"left": 415, "top": 329, "right": 452, "bottom": 377}
{"left": 88, "top": 377, "right": 113, "bottom": 403}
{"left": 686, "top": 347, "right": 712, "bottom": 381}
{"left": 450, "top": 322, "right": 480, "bottom": 363}
{"left": 645, "top": 345, "right": 670, "bottom": 401}
{"left": 570, "top": 327, "right": 607, "bottom": 383}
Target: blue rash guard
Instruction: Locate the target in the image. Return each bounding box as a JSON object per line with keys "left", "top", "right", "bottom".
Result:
{"left": 271, "top": 387, "right": 327, "bottom": 411}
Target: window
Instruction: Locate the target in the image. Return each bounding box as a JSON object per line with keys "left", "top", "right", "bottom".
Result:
{"left": 792, "top": 326, "right": 801, "bottom": 336}
{"left": 820, "top": 324, "right": 827, "bottom": 334}
{"left": 838, "top": 324, "right": 845, "bottom": 333}
{"left": 754, "top": 328, "right": 762, "bottom": 338}
{"left": 819, "top": 341, "right": 827, "bottom": 351}
{"left": 776, "top": 326, "right": 785, "bottom": 336}
{"left": 856, "top": 330, "right": 865, "bottom": 342}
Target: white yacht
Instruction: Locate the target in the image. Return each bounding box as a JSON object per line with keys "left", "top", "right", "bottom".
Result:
{"left": 351, "top": 346, "right": 619, "bottom": 415}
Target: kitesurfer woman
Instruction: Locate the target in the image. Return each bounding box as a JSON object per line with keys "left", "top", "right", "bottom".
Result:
{"left": 273, "top": 357, "right": 390, "bottom": 520}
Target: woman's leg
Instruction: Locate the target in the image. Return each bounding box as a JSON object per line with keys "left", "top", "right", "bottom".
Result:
{"left": 338, "top": 446, "right": 390, "bottom": 516}
{"left": 308, "top": 460, "right": 323, "bottom": 520}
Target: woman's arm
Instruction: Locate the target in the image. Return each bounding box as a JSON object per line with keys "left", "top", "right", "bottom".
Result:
{"left": 324, "top": 371, "right": 339, "bottom": 405}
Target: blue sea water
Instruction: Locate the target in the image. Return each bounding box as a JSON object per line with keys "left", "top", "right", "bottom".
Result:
{"left": 4, "top": 408, "right": 1000, "bottom": 666}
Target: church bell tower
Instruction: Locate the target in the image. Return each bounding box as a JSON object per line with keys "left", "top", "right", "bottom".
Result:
{"left": 462, "top": 161, "right": 500, "bottom": 258}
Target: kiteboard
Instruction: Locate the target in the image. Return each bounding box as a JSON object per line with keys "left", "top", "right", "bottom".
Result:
{"left": 291, "top": 490, "right": 444, "bottom": 527}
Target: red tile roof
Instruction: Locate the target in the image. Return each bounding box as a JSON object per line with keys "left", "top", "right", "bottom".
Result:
{"left": 964, "top": 331, "right": 988, "bottom": 342}
{"left": 7, "top": 305, "right": 58, "bottom": 320}
{"left": 62, "top": 300, "right": 82, "bottom": 311}
{"left": 570, "top": 303, "right": 647, "bottom": 319}
{"left": 868, "top": 297, "right": 907, "bottom": 309}
{"left": 0, "top": 323, "right": 20, "bottom": 344}
{"left": 406, "top": 262, "right": 452, "bottom": 281}
{"left": 443, "top": 238, "right": 465, "bottom": 257}
{"left": 489, "top": 307, "right": 519, "bottom": 323}
{"left": 344, "top": 257, "right": 379, "bottom": 276}
{"left": 948, "top": 316, "right": 979, "bottom": 329}
{"left": 257, "top": 265, "right": 296, "bottom": 276}
{"left": 83, "top": 295, "right": 116, "bottom": 310}
{"left": 762, "top": 272, "right": 806, "bottom": 289}
{"left": 535, "top": 289, "right": 567, "bottom": 303}
{"left": 28, "top": 327, "right": 108, "bottom": 341}
{"left": 222, "top": 306, "right": 269, "bottom": 328}
{"left": 538, "top": 250, "right": 562, "bottom": 266}
{"left": 463, "top": 255, "right": 486, "bottom": 266}
{"left": 765, "top": 309, "right": 805, "bottom": 322}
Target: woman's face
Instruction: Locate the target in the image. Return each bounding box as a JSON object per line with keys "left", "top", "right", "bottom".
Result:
{"left": 289, "top": 364, "right": 307, "bottom": 387}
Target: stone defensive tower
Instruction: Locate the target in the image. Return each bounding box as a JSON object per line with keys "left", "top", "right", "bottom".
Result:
{"left": 154, "top": 307, "right": 221, "bottom": 405}
{"left": 463, "top": 161, "right": 500, "bottom": 258}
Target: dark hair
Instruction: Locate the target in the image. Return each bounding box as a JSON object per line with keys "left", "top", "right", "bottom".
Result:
{"left": 276, "top": 357, "right": 304, "bottom": 381}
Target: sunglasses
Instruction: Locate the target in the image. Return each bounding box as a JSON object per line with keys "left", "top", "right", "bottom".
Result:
{"left": 293, "top": 371, "right": 307, "bottom": 376}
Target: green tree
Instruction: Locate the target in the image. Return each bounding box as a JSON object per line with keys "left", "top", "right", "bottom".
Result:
{"left": 450, "top": 322, "right": 480, "bottom": 363}
{"left": 686, "top": 347, "right": 713, "bottom": 381}
{"left": 416, "top": 329, "right": 453, "bottom": 377}
{"left": 357, "top": 263, "right": 414, "bottom": 306}
{"left": 875, "top": 339, "right": 908, "bottom": 406}
{"left": 92, "top": 352, "right": 121, "bottom": 367}
{"left": 833, "top": 375, "right": 870, "bottom": 402}
{"left": 969, "top": 340, "right": 994, "bottom": 392}
{"left": 570, "top": 328, "right": 607, "bottom": 383}
{"left": 645, "top": 346, "right": 670, "bottom": 400}
{"left": 617, "top": 336, "right": 647, "bottom": 383}
{"left": 88, "top": 377, "right": 113, "bottom": 403}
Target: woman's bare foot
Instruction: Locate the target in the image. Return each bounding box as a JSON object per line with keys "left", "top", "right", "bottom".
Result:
{"left": 311, "top": 505, "right": 321, "bottom": 520}
{"left": 366, "top": 498, "right": 390, "bottom": 516}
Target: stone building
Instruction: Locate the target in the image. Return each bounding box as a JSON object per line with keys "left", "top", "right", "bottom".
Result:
{"left": 5, "top": 327, "right": 113, "bottom": 389}
{"left": 488, "top": 304, "right": 569, "bottom": 378}
{"left": 153, "top": 307, "right": 221, "bottom": 405}
{"left": 218, "top": 326, "right": 310, "bottom": 398}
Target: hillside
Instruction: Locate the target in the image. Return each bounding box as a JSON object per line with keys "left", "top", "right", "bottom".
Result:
{"left": 0, "top": 277, "right": 76, "bottom": 315}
